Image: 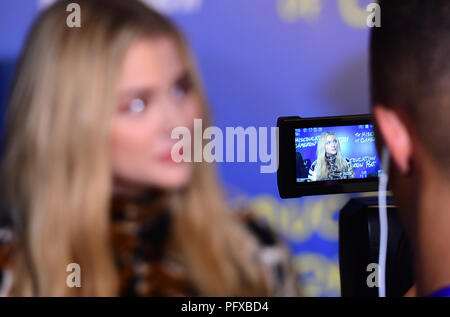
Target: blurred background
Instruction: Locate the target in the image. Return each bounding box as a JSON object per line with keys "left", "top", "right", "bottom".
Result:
{"left": 0, "top": 0, "right": 374, "bottom": 296}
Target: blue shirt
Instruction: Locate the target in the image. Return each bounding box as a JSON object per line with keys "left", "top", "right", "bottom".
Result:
{"left": 429, "top": 286, "right": 450, "bottom": 297}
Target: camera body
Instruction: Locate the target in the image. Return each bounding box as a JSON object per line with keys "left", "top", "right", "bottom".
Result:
{"left": 277, "top": 115, "right": 381, "bottom": 198}
{"left": 339, "top": 196, "right": 414, "bottom": 297}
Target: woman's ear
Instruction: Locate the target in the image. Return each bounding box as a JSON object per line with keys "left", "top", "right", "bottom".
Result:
{"left": 373, "top": 105, "right": 412, "bottom": 175}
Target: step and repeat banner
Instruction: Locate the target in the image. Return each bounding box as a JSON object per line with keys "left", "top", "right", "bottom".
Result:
{"left": 0, "top": 0, "right": 374, "bottom": 296}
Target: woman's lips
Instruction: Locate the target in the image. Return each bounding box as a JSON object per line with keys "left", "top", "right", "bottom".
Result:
{"left": 159, "top": 147, "right": 184, "bottom": 163}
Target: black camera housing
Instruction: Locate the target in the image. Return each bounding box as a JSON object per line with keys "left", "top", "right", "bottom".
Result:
{"left": 277, "top": 115, "right": 380, "bottom": 198}
{"left": 339, "top": 196, "right": 414, "bottom": 297}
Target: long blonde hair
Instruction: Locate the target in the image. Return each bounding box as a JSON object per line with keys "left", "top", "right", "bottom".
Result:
{"left": 0, "top": 0, "right": 270, "bottom": 296}
{"left": 314, "top": 132, "right": 347, "bottom": 180}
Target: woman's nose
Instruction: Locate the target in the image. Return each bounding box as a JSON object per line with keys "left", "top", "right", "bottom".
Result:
{"left": 159, "top": 98, "right": 187, "bottom": 134}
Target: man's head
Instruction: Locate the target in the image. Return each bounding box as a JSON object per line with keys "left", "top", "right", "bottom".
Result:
{"left": 370, "top": 0, "right": 450, "bottom": 227}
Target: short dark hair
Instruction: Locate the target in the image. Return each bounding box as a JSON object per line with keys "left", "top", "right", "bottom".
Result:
{"left": 370, "top": 0, "right": 450, "bottom": 170}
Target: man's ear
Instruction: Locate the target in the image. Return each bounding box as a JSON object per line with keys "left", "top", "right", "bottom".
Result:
{"left": 373, "top": 105, "right": 412, "bottom": 175}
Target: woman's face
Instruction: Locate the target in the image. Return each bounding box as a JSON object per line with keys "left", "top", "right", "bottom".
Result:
{"left": 111, "top": 37, "right": 200, "bottom": 196}
{"left": 325, "top": 135, "right": 338, "bottom": 155}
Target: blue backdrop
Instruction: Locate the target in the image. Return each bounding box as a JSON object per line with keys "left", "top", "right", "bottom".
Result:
{"left": 0, "top": 0, "right": 375, "bottom": 296}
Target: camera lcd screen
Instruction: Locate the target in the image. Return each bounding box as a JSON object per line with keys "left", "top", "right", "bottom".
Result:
{"left": 295, "top": 124, "right": 382, "bottom": 183}
{"left": 277, "top": 115, "right": 382, "bottom": 198}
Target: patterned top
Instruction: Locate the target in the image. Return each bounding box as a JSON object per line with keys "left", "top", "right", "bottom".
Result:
{"left": 308, "top": 154, "right": 355, "bottom": 181}
{"left": 0, "top": 196, "right": 299, "bottom": 297}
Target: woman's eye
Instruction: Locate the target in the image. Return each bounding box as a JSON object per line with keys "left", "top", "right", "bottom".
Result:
{"left": 172, "top": 76, "right": 192, "bottom": 100}
{"left": 172, "top": 85, "right": 187, "bottom": 100}
{"left": 128, "top": 98, "right": 146, "bottom": 114}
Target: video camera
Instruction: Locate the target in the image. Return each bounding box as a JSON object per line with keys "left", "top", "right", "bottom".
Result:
{"left": 276, "top": 114, "right": 414, "bottom": 297}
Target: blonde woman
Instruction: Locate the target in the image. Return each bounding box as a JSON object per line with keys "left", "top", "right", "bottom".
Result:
{"left": 308, "top": 132, "right": 355, "bottom": 181}
{"left": 0, "top": 0, "right": 297, "bottom": 296}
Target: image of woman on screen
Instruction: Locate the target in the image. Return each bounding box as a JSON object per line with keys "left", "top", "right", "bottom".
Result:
{"left": 308, "top": 132, "right": 355, "bottom": 181}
